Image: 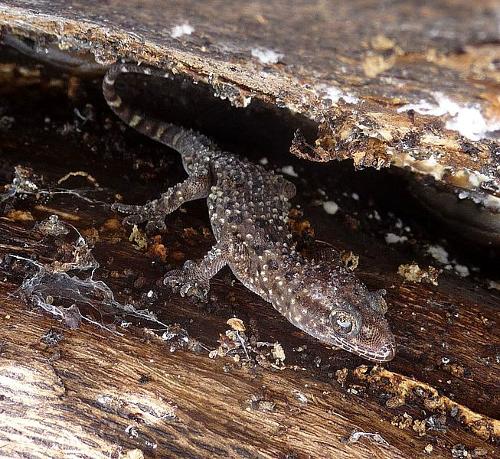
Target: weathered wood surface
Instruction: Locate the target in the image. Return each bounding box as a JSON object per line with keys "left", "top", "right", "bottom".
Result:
{"left": 0, "top": 0, "right": 498, "bottom": 200}
{"left": 0, "top": 53, "right": 499, "bottom": 458}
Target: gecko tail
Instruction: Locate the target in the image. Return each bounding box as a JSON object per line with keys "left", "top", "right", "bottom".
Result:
{"left": 102, "top": 63, "right": 214, "bottom": 159}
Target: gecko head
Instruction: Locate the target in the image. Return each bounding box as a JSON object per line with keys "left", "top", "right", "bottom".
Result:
{"left": 294, "top": 280, "right": 396, "bottom": 362}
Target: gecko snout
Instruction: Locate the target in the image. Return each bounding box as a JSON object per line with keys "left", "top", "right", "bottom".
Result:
{"left": 372, "top": 340, "right": 396, "bottom": 362}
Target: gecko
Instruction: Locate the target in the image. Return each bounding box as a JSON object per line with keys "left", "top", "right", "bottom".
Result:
{"left": 103, "top": 63, "right": 396, "bottom": 362}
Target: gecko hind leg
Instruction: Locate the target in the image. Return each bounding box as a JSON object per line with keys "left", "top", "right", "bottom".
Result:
{"left": 113, "top": 168, "right": 211, "bottom": 232}
{"left": 164, "top": 243, "right": 228, "bottom": 302}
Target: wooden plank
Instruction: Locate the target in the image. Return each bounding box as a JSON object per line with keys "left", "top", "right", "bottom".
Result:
{"left": 0, "top": 54, "right": 498, "bottom": 458}
{"left": 0, "top": 0, "right": 498, "bottom": 200}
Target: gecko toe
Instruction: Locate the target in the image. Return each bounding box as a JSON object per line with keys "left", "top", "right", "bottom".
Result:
{"left": 112, "top": 201, "right": 167, "bottom": 232}
{"left": 164, "top": 266, "right": 209, "bottom": 302}
{"left": 123, "top": 213, "right": 148, "bottom": 226}
{"left": 179, "top": 283, "right": 193, "bottom": 298}
{"left": 179, "top": 281, "right": 208, "bottom": 302}
{"left": 164, "top": 269, "right": 183, "bottom": 289}
{"left": 145, "top": 218, "right": 166, "bottom": 233}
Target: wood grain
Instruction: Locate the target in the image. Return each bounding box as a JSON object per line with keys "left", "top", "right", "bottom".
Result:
{"left": 0, "top": 46, "right": 498, "bottom": 459}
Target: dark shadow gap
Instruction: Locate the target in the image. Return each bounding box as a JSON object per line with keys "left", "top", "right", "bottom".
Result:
{"left": 0, "top": 43, "right": 498, "bottom": 276}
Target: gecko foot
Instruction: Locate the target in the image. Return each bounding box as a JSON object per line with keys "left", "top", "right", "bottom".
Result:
{"left": 163, "top": 261, "right": 210, "bottom": 302}
{"left": 112, "top": 202, "right": 166, "bottom": 232}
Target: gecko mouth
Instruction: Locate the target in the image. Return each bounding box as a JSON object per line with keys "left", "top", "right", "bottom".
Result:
{"left": 358, "top": 343, "right": 396, "bottom": 362}
{"left": 334, "top": 339, "right": 396, "bottom": 362}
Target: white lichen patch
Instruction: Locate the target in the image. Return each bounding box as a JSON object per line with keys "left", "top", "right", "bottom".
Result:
{"left": 170, "top": 22, "right": 194, "bottom": 39}
{"left": 315, "top": 84, "right": 360, "bottom": 105}
{"left": 251, "top": 47, "right": 283, "bottom": 64}
{"left": 322, "top": 200, "right": 339, "bottom": 215}
{"left": 426, "top": 244, "right": 449, "bottom": 264}
{"left": 385, "top": 233, "right": 408, "bottom": 244}
{"left": 453, "top": 264, "right": 470, "bottom": 278}
{"left": 281, "top": 165, "right": 298, "bottom": 177}
{"left": 397, "top": 92, "right": 500, "bottom": 141}
{"left": 426, "top": 244, "right": 471, "bottom": 278}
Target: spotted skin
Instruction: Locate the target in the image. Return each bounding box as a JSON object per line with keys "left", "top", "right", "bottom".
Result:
{"left": 103, "top": 64, "right": 396, "bottom": 362}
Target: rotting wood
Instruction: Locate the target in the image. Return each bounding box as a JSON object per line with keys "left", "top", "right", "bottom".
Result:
{"left": 354, "top": 367, "right": 500, "bottom": 441}
{"left": 0, "top": 0, "right": 498, "bottom": 202}
{"left": 0, "top": 55, "right": 498, "bottom": 458}
{"left": 0, "top": 293, "right": 411, "bottom": 459}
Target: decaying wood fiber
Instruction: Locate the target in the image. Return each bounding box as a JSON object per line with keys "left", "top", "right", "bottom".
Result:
{"left": 0, "top": 0, "right": 499, "bottom": 200}
{"left": 0, "top": 2, "right": 499, "bottom": 458}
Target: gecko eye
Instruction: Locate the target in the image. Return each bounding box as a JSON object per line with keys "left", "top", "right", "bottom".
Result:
{"left": 330, "top": 309, "right": 361, "bottom": 336}
{"left": 335, "top": 314, "right": 353, "bottom": 333}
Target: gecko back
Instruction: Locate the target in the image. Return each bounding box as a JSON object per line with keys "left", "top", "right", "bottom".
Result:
{"left": 103, "top": 63, "right": 396, "bottom": 362}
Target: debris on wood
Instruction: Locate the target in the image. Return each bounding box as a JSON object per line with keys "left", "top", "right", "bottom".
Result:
{"left": 0, "top": 1, "right": 498, "bottom": 457}
{"left": 397, "top": 262, "right": 441, "bottom": 286}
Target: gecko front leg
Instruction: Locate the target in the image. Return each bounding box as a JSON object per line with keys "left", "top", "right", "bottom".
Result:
{"left": 164, "top": 242, "right": 228, "bottom": 301}
{"left": 112, "top": 167, "right": 211, "bottom": 232}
